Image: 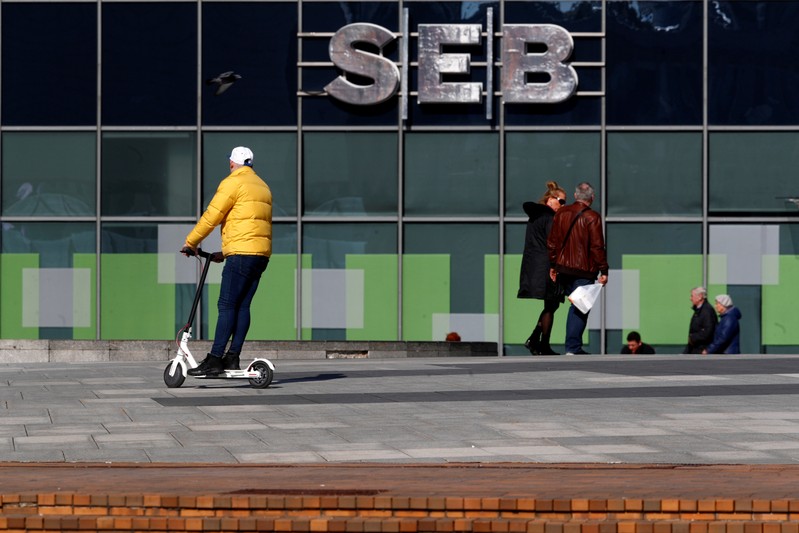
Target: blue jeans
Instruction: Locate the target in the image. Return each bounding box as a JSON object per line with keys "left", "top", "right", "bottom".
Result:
{"left": 561, "top": 275, "right": 593, "bottom": 353}
{"left": 210, "top": 255, "right": 269, "bottom": 357}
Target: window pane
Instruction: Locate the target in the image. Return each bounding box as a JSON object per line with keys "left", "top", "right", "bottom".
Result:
{"left": 709, "top": 132, "right": 799, "bottom": 214}
{"left": 606, "top": 223, "right": 702, "bottom": 353}
{"left": 606, "top": 1, "right": 703, "bottom": 125}
{"left": 101, "top": 132, "right": 196, "bottom": 217}
{"left": 302, "top": 223, "right": 398, "bottom": 340}
{"left": 1, "top": 222, "right": 96, "bottom": 340}
{"left": 709, "top": 1, "right": 799, "bottom": 125}
{"left": 202, "top": 133, "right": 297, "bottom": 217}
{"left": 505, "top": 132, "right": 600, "bottom": 217}
{"left": 2, "top": 132, "right": 96, "bottom": 216}
{"left": 203, "top": 3, "right": 297, "bottom": 126}
{"left": 273, "top": 222, "right": 297, "bottom": 255}
{"left": 403, "top": 223, "right": 497, "bottom": 341}
{"left": 2, "top": 3, "right": 96, "bottom": 126}
{"left": 304, "top": 132, "right": 397, "bottom": 216}
{"left": 607, "top": 132, "right": 702, "bottom": 216}
{"left": 303, "top": 223, "right": 396, "bottom": 267}
{"left": 102, "top": 3, "right": 196, "bottom": 125}
{"left": 405, "top": 132, "right": 498, "bottom": 216}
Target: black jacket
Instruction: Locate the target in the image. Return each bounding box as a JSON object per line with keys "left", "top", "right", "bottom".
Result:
{"left": 518, "top": 202, "right": 555, "bottom": 300}
{"left": 684, "top": 301, "right": 717, "bottom": 354}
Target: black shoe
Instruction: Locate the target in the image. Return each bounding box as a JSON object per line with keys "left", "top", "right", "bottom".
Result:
{"left": 222, "top": 352, "right": 240, "bottom": 371}
{"left": 524, "top": 337, "right": 539, "bottom": 355}
{"left": 537, "top": 345, "right": 560, "bottom": 356}
{"left": 187, "top": 354, "right": 225, "bottom": 376}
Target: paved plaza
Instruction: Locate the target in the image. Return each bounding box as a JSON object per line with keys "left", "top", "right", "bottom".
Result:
{"left": 2, "top": 353, "right": 799, "bottom": 464}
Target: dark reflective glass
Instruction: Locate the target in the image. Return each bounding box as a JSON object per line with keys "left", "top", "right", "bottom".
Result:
{"left": 2, "top": 3, "right": 96, "bottom": 126}
{"left": 102, "top": 3, "right": 196, "bottom": 125}
{"left": 203, "top": 3, "right": 297, "bottom": 126}
{"left": 606, "top": 1, "right": 703, "bottom": 125}
{"left": 406, "top": 1, "right": 497, "bottom": 26}
{"left": 709, "top": 1, "right": 799, "bottom": 125}
{"left": 504, "top": 97, "right": 601, "bottom": 126}
{"left": 505, "top": 1, "right": 602, "bottom": 32}
{"left": 302, "top": 2, "right": 398, "bottom": 32}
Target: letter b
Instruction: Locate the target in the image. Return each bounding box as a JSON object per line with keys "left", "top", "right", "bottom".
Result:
{"left": 501, "top": 24, "right": 578, "bottom": 104}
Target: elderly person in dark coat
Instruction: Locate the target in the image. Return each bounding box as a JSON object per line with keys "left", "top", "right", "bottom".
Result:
{"left": 683, "top": 286, "right": 717, "bottom": 354}
{"left": 704, "top": 294, "right": 741, "bottom": 354}
{"left": 518, "top": 181, "right": 567, "bottom": 355}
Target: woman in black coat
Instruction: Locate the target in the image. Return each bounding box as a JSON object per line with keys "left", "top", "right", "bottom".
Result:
{"left": 517, "top": 181, "right": 567, "bottom": 355}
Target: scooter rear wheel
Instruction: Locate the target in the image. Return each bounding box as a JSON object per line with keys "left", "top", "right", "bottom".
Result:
{"left": 248, "top": 361, "right": 273, "bottom": 389}
{"left": 163, "top": 363, "right": 186, "bottom": 388}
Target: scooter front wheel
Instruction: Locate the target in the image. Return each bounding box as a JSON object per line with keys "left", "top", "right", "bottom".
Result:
{"left": 248, "top": 361, "right": 273, "bottom": 389}
{"left": 163, "top": 362, "right": 186, "bottom": 388}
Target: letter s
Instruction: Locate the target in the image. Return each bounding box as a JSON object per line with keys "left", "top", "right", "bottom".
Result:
{"left": 325, "top": 23, "right": 400, "bottom": 105}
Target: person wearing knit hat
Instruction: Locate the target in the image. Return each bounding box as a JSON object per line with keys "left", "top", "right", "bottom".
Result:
{"left": 715, "top": 294, "right": 733, "bottom": 308}
{"left": 703, "top": 294, "right": 742, "bottom": 354}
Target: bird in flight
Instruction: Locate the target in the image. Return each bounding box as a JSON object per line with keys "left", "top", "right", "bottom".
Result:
{"left": 206, "top": 71, "right": 242, "bottom": 96}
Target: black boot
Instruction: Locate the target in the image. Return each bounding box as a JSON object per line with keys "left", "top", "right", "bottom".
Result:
{"left": 524, "top": 327, "right": 542, "bottom": 355}
{"left": 222, "top": 352, "right": 240, "bottom": 371}
{"left": 537, "top": 334, "right": 560, "bottom": 356}
{"left": 187, "top": 354, "right": 225, "bottom": 376}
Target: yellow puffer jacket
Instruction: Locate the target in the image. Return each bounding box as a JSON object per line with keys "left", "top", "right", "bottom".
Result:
{"left": 186, "top": 166, "right": 272, "bottom": 257}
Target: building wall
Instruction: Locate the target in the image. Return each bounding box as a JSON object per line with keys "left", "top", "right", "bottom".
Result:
{"left": 1, "top": 0, "right": 798, "bottom": 354}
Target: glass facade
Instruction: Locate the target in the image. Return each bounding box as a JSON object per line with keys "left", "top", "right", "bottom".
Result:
{"left": 1, "top": 0, "right": 798, "bottom": 355}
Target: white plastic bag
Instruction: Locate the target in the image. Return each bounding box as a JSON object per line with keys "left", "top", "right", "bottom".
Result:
{"left": 568, "top": 283, "right": 603, "bottom": 314}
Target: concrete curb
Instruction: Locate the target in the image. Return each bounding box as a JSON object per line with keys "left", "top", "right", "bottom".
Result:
{"left": 0, "top": 340, "right": 498, "bottom": 363}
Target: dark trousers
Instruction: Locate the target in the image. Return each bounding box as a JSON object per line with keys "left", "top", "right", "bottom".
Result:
{"left": 558, "top": 274, "right": 593, "bottom": 353}
{"left": 210, "top": 254, "right": 269, "bottom": 357}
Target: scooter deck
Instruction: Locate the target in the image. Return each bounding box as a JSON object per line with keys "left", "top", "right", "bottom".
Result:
{"left": 195, "top": 369, "right": 261, "bottom": 379}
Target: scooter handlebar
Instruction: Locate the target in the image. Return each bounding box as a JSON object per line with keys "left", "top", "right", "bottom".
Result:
{"left": 180, "top": 247, "right": 212, "bottom": 259}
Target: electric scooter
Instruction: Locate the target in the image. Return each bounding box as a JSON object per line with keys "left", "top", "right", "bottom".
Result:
{"left": 163, "top": 248, "right": 275, "bottom": 389}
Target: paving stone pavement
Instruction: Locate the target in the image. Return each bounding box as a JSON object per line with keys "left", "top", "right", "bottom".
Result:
{"left": 3, "top": 353, "right": 799, "bottom": 464}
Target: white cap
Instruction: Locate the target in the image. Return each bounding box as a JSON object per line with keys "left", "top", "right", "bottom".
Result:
{"left": 229, "top": 146, "right": 254, "bottom": 166}
{"left": 715, "top": 294, "right": 733, "bottom": 308}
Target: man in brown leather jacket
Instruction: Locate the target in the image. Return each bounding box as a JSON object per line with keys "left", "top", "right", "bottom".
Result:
{"left": 547, "top": 182, "right": 609, "bottom": 355}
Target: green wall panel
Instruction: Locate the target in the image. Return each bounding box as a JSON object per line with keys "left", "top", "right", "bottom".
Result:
{"left": 402, "top": 254, "right": 449, "bottom": 341}
{"left": 346, "top": 254, "right": 398, "bottom": 341}
{"left": 762, "top": 255, "right": 799, "bottom": 345}
{"left": 0, "top": 254, "right": 39, "bottom": 339}
{"left": 101, "top": 254, "right": 175, "bottom": 340}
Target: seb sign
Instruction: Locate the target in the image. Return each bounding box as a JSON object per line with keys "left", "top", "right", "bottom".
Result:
{"left": 323, "top": 17, "right": 579, "bottom": 115}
